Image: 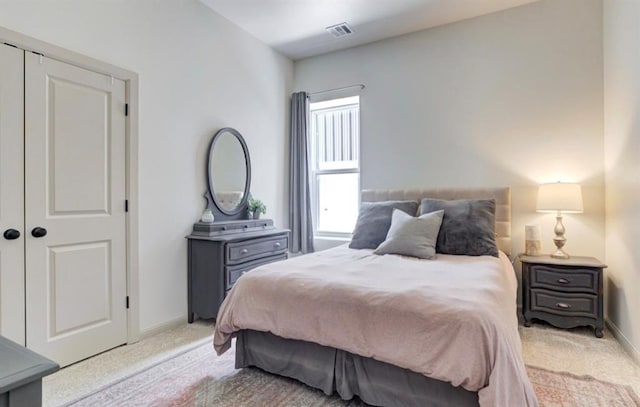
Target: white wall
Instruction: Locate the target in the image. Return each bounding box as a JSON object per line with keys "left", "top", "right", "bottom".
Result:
{"left": 603, "top": 0, "right": 640, "bottom": 361}
{"left": 0, "top": 0, "right": 293, "bottom": 333}
{"left": 295, "top": 0, "right": 605, "bottom": 263}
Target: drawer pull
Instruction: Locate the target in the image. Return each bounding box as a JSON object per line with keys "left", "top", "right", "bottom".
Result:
{"left": 556, "top": 302, "right": 571, "bottom": 309}
{"left": 274, "top": 242, "right": 281, "bottom": 249}
{"left": 557, "top": 278, "right": 570, "bottom": 284}
{"left": 240, "top": 249, "right": 249, "bottom": 255}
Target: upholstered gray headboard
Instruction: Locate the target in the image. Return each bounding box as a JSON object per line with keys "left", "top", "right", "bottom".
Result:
{"left": 361, "top": 188, "right": 512, "bottom": 256}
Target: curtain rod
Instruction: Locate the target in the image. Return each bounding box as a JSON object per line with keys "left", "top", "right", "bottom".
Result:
{"left": 309, "top": 84, "right": 365, "bottom": 96}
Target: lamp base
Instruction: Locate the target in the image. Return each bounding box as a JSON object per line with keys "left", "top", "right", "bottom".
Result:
{"left": 551, "top": 214, "right": 570, "bottom": 259}
{"left": 551, "top": 248, "right": 570, "bottom": 259}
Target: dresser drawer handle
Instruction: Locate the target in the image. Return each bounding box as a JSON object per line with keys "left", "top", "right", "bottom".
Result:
{"left": 274, "top": 242, "right": 281, "bottom": 249}
{"left": 240, "top": 249, "right": 249, "bottom": 255}
{"left": 557, "top": 278, "right": 570, "bottom": 284}
{"left": 556, "top": 302, "right": 571, "bottom": 309}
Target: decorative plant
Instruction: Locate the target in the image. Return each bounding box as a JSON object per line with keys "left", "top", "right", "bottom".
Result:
{"left": 248, "top": 197, "right": 267, "bottom": 215}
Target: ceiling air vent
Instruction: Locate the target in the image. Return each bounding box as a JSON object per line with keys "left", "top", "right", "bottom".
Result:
{"left": 326, "top": 23, "right": 354, "bottom": 38}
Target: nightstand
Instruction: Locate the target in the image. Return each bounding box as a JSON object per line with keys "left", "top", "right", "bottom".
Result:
{"left": 521, "top": 255, "right": 607, "bottom": 338}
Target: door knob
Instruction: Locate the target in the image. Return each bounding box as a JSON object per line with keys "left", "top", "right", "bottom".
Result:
{"left": 3, "top": 229, "right": 20, "bottom": 240}
{"left": 31, "top": 227, "right": 47, "bottom": 238}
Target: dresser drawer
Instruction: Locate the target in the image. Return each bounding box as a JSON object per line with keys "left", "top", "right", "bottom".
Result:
{"left": 226, "top": 235, "right": 288, "bottom": 265}
{"left": 529, "top": 265, "right": 598, "bottom": 294}
{"left": 226, "top": 253, "right": 288, "bottom": 289}
{"left": 530, "top": 289, "right": 597, "bottom": 318}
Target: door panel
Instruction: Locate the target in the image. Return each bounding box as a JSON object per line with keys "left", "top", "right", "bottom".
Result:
{"left": 0, "top": 44, "right": 25, "bottom": 344}
{"left": 48, "top": 77, "right": 111, "bottom": 215}
{"left": 25, "top": 52, "right": 127, "bottom": 366}
{"left": 49, "top": 241, "right": 111, "bottom": 335}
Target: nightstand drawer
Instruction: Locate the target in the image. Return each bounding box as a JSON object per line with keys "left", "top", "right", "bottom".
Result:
{"left": 226, "top": 235, "right": 288, "bottom": 265}
{"left": 530, "top": 289, "right": 597, "bottom": 318}
{"left": 530, "top": 265, "right": 598, "bottom": 294}
{"left": 226, "top": 253, "right": 288, "bottom": 288}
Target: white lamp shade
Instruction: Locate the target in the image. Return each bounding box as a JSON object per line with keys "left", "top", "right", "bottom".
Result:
{"left": 536, "top": 183, "right": 583, "bottom": 213}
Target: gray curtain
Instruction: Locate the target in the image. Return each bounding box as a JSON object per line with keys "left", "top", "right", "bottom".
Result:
{"left": 289, "top": 92, "right": 314, "bottom": 254}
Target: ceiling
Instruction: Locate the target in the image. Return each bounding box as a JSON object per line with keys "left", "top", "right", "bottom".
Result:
{"left": 199, "top": 0, "right": 539, "bottom": 60}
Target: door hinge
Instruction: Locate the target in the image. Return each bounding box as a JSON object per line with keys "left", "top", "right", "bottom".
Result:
{"left": 31, "top": 51, "right": 44, "bottom": 64}
{"left": 126, "top": 296, "right": 130, "bottom": 309}
{"left": 125, "top": 103, "right": 129, "bottom": 116}
{"left": 125, "top": 199, "right": 129, "bottom": 212}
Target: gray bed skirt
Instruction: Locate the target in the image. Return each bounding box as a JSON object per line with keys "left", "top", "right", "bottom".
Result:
{"left": 235, "top": 329, "right": 479, "bottom": 407}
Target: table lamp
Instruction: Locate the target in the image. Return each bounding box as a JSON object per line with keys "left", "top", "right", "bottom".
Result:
{"left": 536, "top": 182, "right": 583, "bottom": 259}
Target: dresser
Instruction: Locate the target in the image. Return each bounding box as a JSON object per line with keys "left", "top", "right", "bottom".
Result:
{"left": 521, "top": 255, "right": 606, "bottom": 338}
{"left": 0, "top": 336, "right": 58, "bottom": 407}
{"left": 186, "top": 219, "right": 289, "bottom": 322}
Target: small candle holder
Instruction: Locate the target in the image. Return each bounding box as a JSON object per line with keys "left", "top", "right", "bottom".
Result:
{"left": 525, "top": 224, "right": 541, "bottom": 256}
{"left": 200, "top": 208, "right": 215, "bottom": 223}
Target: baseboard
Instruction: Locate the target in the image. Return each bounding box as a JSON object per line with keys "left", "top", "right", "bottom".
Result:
{"left": 139, "top": 315, "right": 187, "bottom": 341}
{"left": 605, "top": 318, "right": 640, "bottom": 365}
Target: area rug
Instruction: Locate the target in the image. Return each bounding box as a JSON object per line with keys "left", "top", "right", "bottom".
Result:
{"left": 66, "top": 342, "right": 640, "bottom": 407}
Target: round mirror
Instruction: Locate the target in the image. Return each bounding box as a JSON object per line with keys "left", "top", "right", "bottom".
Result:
{"left": 207, "top": 127, "right": 251, "bottom": 216}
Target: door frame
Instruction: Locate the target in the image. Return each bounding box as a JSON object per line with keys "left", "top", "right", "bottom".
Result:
{"left": 0, "top": 26, "right": 141, "bottom": 343}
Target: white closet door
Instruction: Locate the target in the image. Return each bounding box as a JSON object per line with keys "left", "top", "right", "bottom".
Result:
{"left": 25, "top": 53, "right": 127, "bottom": 366}
{"left": 0, "top": 44, "right": 25, "bottom": 345}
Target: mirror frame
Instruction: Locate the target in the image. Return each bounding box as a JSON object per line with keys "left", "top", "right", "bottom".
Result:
{"left": 207, "top": 127, "right": 251, "bottom": 218}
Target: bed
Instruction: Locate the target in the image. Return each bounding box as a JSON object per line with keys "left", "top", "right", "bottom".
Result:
{"left": 213, "top": 188, "right": 538, "bottom": 407}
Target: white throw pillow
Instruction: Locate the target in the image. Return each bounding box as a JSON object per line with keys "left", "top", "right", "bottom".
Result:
{"left": 373, "top": 209, "right": 444, "bottom": 259}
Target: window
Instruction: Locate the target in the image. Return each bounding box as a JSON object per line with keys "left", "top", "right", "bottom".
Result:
{"left": 310, "top": 96, "right": 360, "bottom": 237}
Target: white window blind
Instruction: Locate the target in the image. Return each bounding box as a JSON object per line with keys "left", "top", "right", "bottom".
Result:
{"left": 314, "top": 105, "right": 359, "bottom": 170}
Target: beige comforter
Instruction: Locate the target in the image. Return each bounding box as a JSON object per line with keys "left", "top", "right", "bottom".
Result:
{"left": 214, "top": 245, "right": 538, "bottom": 407}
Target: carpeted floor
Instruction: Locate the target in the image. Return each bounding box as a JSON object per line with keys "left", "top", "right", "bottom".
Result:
{"left": 63, "top": 341, "right": 640, "bottom": 407}
{"left": 44, "top": 321, "right": 640, "bottom": 407}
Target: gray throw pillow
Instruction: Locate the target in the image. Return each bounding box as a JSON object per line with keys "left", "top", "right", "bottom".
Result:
{"left": 349, "top": 200, "right": 419, "bottom": 249}
{"left": 420, "top": 198, "right": 499, "bottom": 257}
{"left": 374, "top": 209, "right": 444, "bottom": 259}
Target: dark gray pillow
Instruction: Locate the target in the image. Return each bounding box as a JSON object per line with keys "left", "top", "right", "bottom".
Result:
{"left": 374, "top": 209, "right": 444, "bottom": 259}
{"left": 349, "top": 200, "right": 419, "bottom": 249}
{"left": 420, "top": 198, "right": 498, "bottom": 257}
